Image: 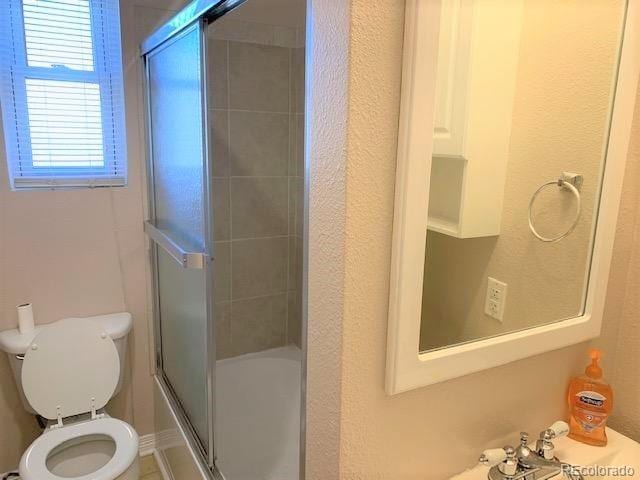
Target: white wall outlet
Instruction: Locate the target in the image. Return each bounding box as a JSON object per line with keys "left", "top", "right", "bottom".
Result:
{"left": 485, "top": 277, "right": 508, "bottom": 322}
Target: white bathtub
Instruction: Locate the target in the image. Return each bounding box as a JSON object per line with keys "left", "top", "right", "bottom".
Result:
{"left": 215, "top": 345, "right": 302, "bottom": 480}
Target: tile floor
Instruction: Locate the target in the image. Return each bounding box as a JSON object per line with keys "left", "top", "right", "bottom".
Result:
{"left": 140, "top": 454, "right": 163, "bottom": 480}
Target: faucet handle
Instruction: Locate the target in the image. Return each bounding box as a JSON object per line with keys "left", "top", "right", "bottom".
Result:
{"left": 479, "top": 448, "right": 507, "bottom": 467}
{"left": 536, "top": 420, "right": 570, "bottom": 460}
{"left": 548, "top": 421, "right": 569, "bottom": 439}
{"left": 537, "top": 430, "right": 555, "bottom": 460}
{"left": 479, "top": 446, "right": 518, "bottom": 476}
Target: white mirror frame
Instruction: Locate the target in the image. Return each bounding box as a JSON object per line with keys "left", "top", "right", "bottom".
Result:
{"left": 386, "top": 0, "right": 640, "bottom": 395}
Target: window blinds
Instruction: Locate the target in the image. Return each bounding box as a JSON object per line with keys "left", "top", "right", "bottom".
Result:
{"left": 0, "top": 0, "right": 127, "bottom": 189}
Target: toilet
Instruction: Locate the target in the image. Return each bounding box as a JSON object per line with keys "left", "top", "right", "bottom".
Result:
{"left": 0, "top": 313, "right": 140, "bottom": 480}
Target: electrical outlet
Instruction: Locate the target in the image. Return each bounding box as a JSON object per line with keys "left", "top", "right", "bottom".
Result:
{"left": 485, "top": 277, "right": 507, "bottom": 322}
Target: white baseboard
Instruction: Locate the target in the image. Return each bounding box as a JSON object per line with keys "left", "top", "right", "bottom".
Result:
{"left": 139, "top": 433, "right": 157, "bottom": 457}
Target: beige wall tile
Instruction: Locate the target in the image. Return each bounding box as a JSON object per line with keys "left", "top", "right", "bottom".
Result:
{"left": 212, "top": 178, "right": 230, "bottom": 241}
{"left": 215, "top": 301, "right": 233, "bottom": 359}
{"left": 287, "top": 290, "right": 302, "bottom": 347}
{"left": 288, "top": 177, "right": 297, "bottom": 235}
{"left": 295, "top": 235, "right": 303, "bottom": 291}
{"left": 206, "top": 13, "right": 305, "bottom": 362}
{"left": 288, "top": 114, "right": 298, "bottom": 176}
{"left": 209, "top": 18, "right": 298, "bottom": 48}
{"left": 231, "top": 236, "right": 288, "bottom": 299}
{"left": 210, "top": 109, "right": 230, "bottom": 178}
{"left": 230, "top": 294, "right": 287, "bottom": 355}
{"left": 292, "top": 47, "right": 305, "bottom": 115}
{"left": 229, "top": 111, "right": 289, "bottom": 176}
{"left": 296, "top": 114, "right": 305, "bottom": 177}
{"left": 287, "top": 235, "right": 303, "bottom": 348}
{"left": 213, "top": 241, "right": 231, "bottom": 302}
{"left": 207, "top": 39, "right": 228, "bottom": 109}
{"left": 288, "top": 235, "right": 297, "bottom": 290}
{"left": 228, "top": 41, "right": 290, "bottom": 112}
{"left": 230, "top": 177, "right": 288, "bottom": 238}
{"left": 294, "top": 177, "right": 304, "bottom": 237}
{"left": 287, "top": 235, "right": 303, "bottom": 292}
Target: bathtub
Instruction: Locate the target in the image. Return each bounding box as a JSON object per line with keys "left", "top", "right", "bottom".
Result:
{"left": 215, "top": 345, "right": 302, "bottom": 480}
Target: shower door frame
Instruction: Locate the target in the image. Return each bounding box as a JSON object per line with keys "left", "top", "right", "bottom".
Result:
{"left": 141, "top": 1, "right": 244, "bottom": 476}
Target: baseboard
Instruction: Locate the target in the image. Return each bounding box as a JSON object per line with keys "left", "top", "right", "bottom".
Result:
{"left": 139, "top": 433, "right": 157, "bottom": 457}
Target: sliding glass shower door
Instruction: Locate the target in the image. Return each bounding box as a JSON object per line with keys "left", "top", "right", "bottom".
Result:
{"left": 143, "top": 19, "right": 215, "bottom": 466}
{"left": 142, "top": 1, "right": 306, "bottom": 478}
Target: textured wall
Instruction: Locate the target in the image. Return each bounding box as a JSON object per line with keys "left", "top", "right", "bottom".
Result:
{"left": 0, "top": 0, "right": 184, "bottom": 472}
{"left": 599, "top": 84, "right": 640, "bottom": 442}
{"left": 304, "top": 0, "right": 350, "bottom": 478}
{"left": 421, "top": 0, "right": 626, "bottom": 350}
{"left": 329, "top": 1, "right": 640, "bottom": 479}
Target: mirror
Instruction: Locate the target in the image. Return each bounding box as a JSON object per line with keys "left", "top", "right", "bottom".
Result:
{"left": 419, "top": 0, "right": 628, "bottom": 352}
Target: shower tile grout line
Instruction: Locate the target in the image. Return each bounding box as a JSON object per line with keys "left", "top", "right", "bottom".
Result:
{"left": 285, "top": 45, "right": 294, "bottom": 344}
{"left": 225, "top": 39, "right": 234, "bottom": 348}
{"left": 216, "top": 290, "right": 295, "bottom": 304}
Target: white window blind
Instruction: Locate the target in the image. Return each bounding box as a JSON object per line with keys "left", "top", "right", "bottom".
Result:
{"left": 0, "top": 0, "right": 127, "bottom": 189}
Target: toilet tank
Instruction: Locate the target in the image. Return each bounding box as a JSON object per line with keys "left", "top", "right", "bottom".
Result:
{"left": 0, "top": 312, "right": 133, "bottom": 415}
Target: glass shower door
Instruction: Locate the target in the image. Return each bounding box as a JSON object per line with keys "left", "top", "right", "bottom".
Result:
{"left": 143, "top": 20, "right": 214, "bottom": 464}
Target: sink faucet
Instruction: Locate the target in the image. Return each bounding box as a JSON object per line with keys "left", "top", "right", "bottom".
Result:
{"left": 478, "top": 421, "right": 582, "bottom": 480}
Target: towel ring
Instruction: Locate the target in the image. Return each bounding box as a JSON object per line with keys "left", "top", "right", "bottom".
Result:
{"left": 528, "top": 178, "right": 582, "bottom": 243}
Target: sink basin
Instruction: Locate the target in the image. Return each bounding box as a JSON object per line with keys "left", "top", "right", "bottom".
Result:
{"left": 453, "top": 428, "right": 640, "bottom": 479}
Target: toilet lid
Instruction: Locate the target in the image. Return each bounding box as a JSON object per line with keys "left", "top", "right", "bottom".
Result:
{"left": 21, "top": 318, "right": 120, "bottom": 420}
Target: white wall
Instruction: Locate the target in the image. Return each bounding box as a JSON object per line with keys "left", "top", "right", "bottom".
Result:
{"left": 305, "top": 1, "right": 640, "bottom": 478}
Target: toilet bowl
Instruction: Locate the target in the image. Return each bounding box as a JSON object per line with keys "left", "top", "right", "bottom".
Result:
{"left": 20, "top": 416, "right": 139, "bottom": 480}
{"left": 7, "top": 317, "right": 140, "bottom": 480}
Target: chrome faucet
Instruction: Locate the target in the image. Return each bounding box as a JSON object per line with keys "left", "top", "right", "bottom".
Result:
{"left": 478, "top": 421, "right": 582, "bottom": 480}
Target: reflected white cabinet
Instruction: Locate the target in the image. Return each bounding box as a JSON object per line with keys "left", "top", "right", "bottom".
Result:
{"left": 432, "top": 0, "right": 472, "bottom": 157}
{"left": 428, "top": 0, "right": 523, "bottom": 238}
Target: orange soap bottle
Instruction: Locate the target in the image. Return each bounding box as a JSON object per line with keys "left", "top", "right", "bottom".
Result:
{"left": 567, "top": 349, "right": 613, "bottom": 446}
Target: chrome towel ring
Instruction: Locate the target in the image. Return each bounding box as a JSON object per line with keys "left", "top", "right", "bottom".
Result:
{"left": 528, "top": 174, "right": 582, "bottom": 243}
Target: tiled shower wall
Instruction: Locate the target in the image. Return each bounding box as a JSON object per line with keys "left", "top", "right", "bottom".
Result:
{"left": 208, "top": 19, "right": 304, "bottom": 359}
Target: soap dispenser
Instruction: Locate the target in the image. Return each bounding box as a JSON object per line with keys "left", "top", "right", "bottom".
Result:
{"left": 567, "top": 348, "right": 613, "bottom": 446}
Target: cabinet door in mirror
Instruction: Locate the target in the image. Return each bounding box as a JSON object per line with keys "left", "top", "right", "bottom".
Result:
{"left": 420, "top": 0, "right": 628, "bottom": 352}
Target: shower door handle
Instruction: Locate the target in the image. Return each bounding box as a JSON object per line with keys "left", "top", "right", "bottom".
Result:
{"left": 144, "top": 221, "right": 208, "bottom": 269}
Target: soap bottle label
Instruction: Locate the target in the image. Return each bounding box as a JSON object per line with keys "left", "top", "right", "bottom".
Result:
{"left": 576, "top": 390, "right": 606, "bottom": 408}
{"left": 574, "top": 391, "right": 607, "bottom": 433}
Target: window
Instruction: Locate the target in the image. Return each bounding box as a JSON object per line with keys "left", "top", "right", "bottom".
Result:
{"left": 0, "top": 0, "right": 126, "bottom": 189}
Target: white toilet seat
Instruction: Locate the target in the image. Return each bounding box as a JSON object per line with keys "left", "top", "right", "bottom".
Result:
{"left": 20, "top": 417, "right": 139, "bottom": 480}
